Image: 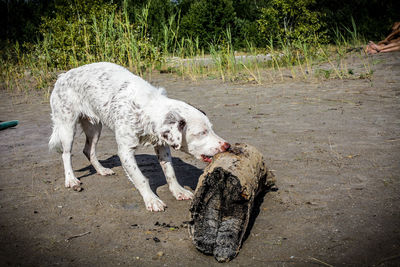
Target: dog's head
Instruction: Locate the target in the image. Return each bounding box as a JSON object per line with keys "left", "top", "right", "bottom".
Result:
{"left": 160, "top": 105, "right": 230, "bottom": 163}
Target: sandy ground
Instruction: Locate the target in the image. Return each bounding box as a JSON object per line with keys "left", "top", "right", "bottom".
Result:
{"left": 0, "top": 52, "right": 400, "bottom": 266}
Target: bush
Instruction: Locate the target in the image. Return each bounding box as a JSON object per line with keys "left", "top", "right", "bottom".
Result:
{"left": 34, "top": 0, "right": 164, "bottom": 75}
{"left": 315, "top": 0, "right": 400, "bottom": 42}
{"left": 38, "top": 0, "right": 116, "bottom": 67}
{"left": 179, "top": 0, "right": 236, "bottom": 48}
{"left": 257, "top": 0, "right": 328, "bottom": 45}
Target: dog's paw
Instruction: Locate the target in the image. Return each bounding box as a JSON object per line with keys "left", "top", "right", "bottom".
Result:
{"left": 145, "top": 197, "right": 167, "bottom": 212}
{"left": 171, "top": 186, "right": 194, "bottom": 200}
{"left": 65, "top": 177, "right": 81, "bottom": 188}
{"left": 97, "top": 167, "right": 115, "bottom": 176}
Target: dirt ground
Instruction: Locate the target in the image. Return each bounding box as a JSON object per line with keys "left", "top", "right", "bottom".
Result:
{"left": 1, "top": 52, "right": 400, "bottom": 266}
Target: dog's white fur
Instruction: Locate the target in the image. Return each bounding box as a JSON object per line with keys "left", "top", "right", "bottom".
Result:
{"left": 49, "top": 62, "right": 229, "bottom": 211}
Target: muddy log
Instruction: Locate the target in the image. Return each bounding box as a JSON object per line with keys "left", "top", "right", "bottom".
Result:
{"left": 189, "top": 143, "right": 275, "bottom": 262}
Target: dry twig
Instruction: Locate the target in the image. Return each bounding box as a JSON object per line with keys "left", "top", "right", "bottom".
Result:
{"left": 65, "top": 231, "right": 91, "bottom": 242}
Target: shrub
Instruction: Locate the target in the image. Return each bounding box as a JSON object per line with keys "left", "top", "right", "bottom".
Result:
{"left": 38, "top": 0, "right": 117, "bottom": 67}
{"left": 257, "top": 0, "right": 328, "bottom": 45}
{"left": 179, "top": 0, "right": 236, "bottom": 48}
{"left": 37, "top": 0, "right": 163, "bottom": 73}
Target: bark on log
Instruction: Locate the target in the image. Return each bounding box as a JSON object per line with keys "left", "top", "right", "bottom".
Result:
{"left": 189, "top": 143, "right": 275, "bottom": 262}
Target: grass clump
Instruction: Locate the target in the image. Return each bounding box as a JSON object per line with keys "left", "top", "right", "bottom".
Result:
{"left": 0, "top": 1, "right": 376, "bottom": 94}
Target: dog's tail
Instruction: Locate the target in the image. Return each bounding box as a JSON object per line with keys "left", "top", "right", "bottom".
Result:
{"left": 49, "top": 123, "right": 63, "bottom": 153}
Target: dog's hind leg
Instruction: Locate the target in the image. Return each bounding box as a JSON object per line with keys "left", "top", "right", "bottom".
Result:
{"left": 80, "top": 117, "right": 115, "bottom": 176}
{"left": 154, "top": 145, "right": 194, "bottom": 200}
{"left": 49, "top": 84, "right": 81, "bottom": 188}
{"left": 57, "top": 122, "right": 81, "bottom": 188}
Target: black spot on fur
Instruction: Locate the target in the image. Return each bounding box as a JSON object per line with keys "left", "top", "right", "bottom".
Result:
{"left": 120, "top": 81, "right": 129, "bottom": 90}
{"left": 162, "top": 130, "right": 170, "bottom": 141}
{"left": 99, "top": 72, "right": 110, "bottom": 81}
{"left": 178, "top": 120, "right": 186, "bottom": 132}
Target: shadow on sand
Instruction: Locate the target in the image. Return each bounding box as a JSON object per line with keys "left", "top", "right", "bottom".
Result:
{"left": 76, "top": 154, "right": 203, "bottom": 192}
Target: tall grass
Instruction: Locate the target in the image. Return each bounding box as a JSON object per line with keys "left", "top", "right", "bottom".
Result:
{"left": 0, "top": 4, "right": 374, "bottom": 95}
{"left": 1, "top": 1, "right": 163, "bottom": 94}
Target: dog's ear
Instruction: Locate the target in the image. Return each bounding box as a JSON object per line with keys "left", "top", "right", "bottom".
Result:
{"left": 160, "top": 111, "right": 186, "bottom": 150}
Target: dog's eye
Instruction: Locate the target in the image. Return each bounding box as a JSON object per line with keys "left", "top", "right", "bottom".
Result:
{"left": 199, "top": 130, "right": 208, "bottom": 136}
{"left": 193, "top": 129, "right": 208, "bottom": 137}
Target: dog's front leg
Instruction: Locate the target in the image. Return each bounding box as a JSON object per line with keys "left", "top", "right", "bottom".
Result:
{"left": 118, "top": 145, "right": 167, "bottom": 212}
{"left": 154, "top": 145, "right": 194, "bottom": 200}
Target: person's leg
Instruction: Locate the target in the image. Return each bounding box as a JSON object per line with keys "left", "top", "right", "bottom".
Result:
{"left": 379, "top": 41, "right": 400, "bottom": 53}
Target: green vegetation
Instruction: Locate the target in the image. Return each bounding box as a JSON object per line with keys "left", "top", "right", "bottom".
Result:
{"left": 257, "top": 0, "right": 327, "bottom": 45}
{"left": 0, "top": 0, "right": 396, "bottom": 93}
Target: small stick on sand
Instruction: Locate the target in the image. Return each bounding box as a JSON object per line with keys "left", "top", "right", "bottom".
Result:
{"left": 65, "top": 231, "right": 91, "bottom": 242}
{"left": 309, "top": 257, "right": 334, "bottom": 267}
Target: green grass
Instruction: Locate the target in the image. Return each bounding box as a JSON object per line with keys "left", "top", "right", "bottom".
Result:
{"left": 0, "top": 3, "right": 375, "bottom": 95}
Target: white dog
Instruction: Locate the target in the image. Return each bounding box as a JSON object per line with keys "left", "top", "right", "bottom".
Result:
{"left": 49, "top": 62, "right": 230, "bottom": 211}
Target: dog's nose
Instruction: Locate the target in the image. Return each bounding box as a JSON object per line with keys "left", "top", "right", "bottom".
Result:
{"left": 220, "top": 142, "right": 231, "bottom": 152}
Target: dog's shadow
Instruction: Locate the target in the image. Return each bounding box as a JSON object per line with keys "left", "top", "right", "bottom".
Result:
{"left": 76, "top": 154, "right": 202, "bottom": 192}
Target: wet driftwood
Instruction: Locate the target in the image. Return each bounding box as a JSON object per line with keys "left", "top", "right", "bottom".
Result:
{"left": 189, "top": 143, "right": 275, "bottom": 262}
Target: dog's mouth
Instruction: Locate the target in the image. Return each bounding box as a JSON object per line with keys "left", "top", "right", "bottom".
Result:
{"left": 201, "top": 154, "right": 213, "bottom": 163}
